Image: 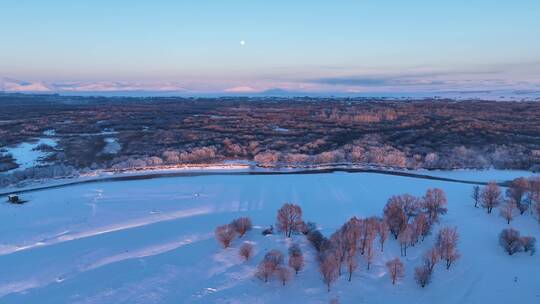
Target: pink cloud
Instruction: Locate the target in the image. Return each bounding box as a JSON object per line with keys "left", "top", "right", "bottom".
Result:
{"left": 223, "top": 86, "right": 259, "bottom": 93}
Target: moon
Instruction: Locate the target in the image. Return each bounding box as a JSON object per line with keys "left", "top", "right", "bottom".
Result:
{"left": 240, "top": 40, "right": 246, "bottom": 46}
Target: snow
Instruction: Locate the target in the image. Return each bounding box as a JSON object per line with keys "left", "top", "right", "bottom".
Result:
{"left": 1, "top": 137, "right": 58, "bottom": 172}
{"left": 0, "top": 171, "right": 539, "bottom": 303}
{"left": 102, "top": 137, "right": 121, "bottom": 154}
{"left": 410, "top": 169, "right": 536, "bottom": 183}
{"left": 273, "top": 126, "right": 289, "bottom": 132}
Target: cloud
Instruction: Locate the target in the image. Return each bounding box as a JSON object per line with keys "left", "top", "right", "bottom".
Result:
{"left": 53, "top": 82, "right": 188, "bottom": 92}
{"left": 223, "top": 86, "right": 259, "bottom": 93}
{"left": 0, "top": 78, "right": 52, "bottom": 92}
{"left": 0, "top": 78, "right": 188, "bottom": 93}
{"left": 313, "top": 76, "right": 448, "bottom": 87}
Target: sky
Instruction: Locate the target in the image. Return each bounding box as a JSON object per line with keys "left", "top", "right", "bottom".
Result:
{"left": 1, "top": 0, "right": 540, "bottom": 96}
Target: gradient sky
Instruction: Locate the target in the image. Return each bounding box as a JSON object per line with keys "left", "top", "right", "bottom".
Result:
{"left": 1, "top": 0, "right": 540, "bottom": 94}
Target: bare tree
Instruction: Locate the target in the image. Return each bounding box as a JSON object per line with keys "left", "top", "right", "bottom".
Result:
{"left": 413, "top": 212, "right": 431, "bottom": 242}
{"left": 415, "top": 265, "right": 432, "bottom": 288}
{"left": 343, "top": 217, "right": 362, "bottom": 253}
{"left": 398, "top": 225, "right": 413, "bottom": 256}
{"left": 521, "top": 236, "right": 536, "bottom": 256}
{"left": 346, "top": 255, "right": 358, "bottom": 281}
{"left": 386, "top": 258, "right": 405, "bottom": 285}
{"left": 536, "top": 202, "right": 540, "bottom": 225}
{"left": 528, "top": 176, "right": 540, "bottom": 205}
{"left": 499, "top": 199, "right": 515, "bottom": 224}
{"left": 410, "top": 213, "right": 424, "bottom": 244}
{"left": 423, "top": 247, "right": 440, "bottom": 273}
{"left": 529, "top": 176, "right": 540, "bottom": 218}
{"left": 257, "top": 259, "right": 275, "bottom": 282}
{"left": 360, "top": 217, "right": 378, "bottom": 255}
{"left": 320, "top": 251, "right": 339, "bottom": 292}
{"left": 215, "top": 224, "right": 237, "bottom": 248}
{"left": 288, "top": 244, "right": 304, "bottom": 275}
{"left": 276, "top": 203, "right": 303, "bottom": 237}
{"left": 471, "top": 185, "right": 480, "bottom": 208}
{"left": 384, "top": 197, "right": 408, "bottom": 239}
{"left": 330, "top": 232, "right": 346, "bottom": 276}
{"left": 256, "top": 249, "right": 284, "bottom": 282}
{"left": 231, "top": 217, "right": 253, "bottom": 237}
{"left": 423, "top": 188, "right": 448, "bottom": 223}
{"left": 436, "top": 227, "right": 460, "bottom": 269}
{"left": 276, "top": 266, "right": 292, "bottom": 286}
{"left": 365, "top": 239, "right": 375, "bottom": 270}
{"left": 499, "top": 228, "right": 524, "bottom": 255}
{"left": 506, "top": 177, "right": 529, "bottom": 215}
{"left": 400, "top": 194, "right": 423, "bottom": 220}
{"left": 239, "top": 242, "right": 254, "bottom": 260}
{"left": 378, "top": 220, "right": 389, "bottom": 252}
{"left": 481, "top": 182, "right": 502, "bottom": 214}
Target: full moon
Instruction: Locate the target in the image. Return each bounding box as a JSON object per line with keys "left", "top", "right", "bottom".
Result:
{"left": 240, "top": 40, "right": 246, "bottom": 46}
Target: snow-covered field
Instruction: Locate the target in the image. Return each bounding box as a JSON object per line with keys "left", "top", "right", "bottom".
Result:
{"left": 0, "top": 171, "right": 539, "bottom": 303}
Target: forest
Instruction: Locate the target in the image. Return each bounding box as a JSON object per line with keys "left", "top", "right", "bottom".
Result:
{"left": 1, "top": 93, "right": 539, "bottom": 186}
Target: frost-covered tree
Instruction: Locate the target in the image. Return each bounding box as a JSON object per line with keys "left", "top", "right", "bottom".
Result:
{"left": 360, "top": 217, "right": 378, "bottom": 255}
{"left": 423, "top": 188, "right": 448, "bottom": 223}
{"left": 378, "top": 220, "right": 389, "bottom": 252}
{"left": 239, "top": 242, "right": 254, "bottom": 260}
{"left": 471, "top": 185, "right": 481, "bottom": 208}
{"left": 499, "top": 228, "right": 524, "bottom": 255}
{"left": 256, "top": 249, "right": 284, "bottom": 282}
{"left": 481, "top": 182, "right": 502, "bottom": 214}
{"left": 521, "top": 236, "right": 536, "bottom": 256}
{"left": 499, "top": 199, "right": 515, "bottom": 224}
{"left": 276, "top": 266, "right": 292, "bottom": 286}
{"left": 231, "top": 217, "right": 253, "bottom": 237}
{"left": 215, "top": 224, "right": 237, "bottom": 248}
{"left": 528, "top": 176, "right": 540, "bottom": 218}
{"left": 528, "top": 176, "right": 540, "bottom": 204}
{"left": 288, "top": 244, "right": 304, "bottom": 275}
{"left": 320, "top": 251, "right": 339, "bottom": 292}
{"left": 415, "top": 265, "right": 432, "bottom": 288}
{"left": 423, "top": 247, "right": 440, "bottom": 273}
{"left": 365, "top": 239, "right": 376, "bottom": 270}
{"left": 276, "top": 203, "right": 303, "bottom": 237}
{"left": 329, "top": 232, "right": 347, "bottom": 276}
{"left": 384, "top": 197, "right": 408, "bottom": 239}
{"left": 386, "top": 258, "right": 405, "bottom": 285}
{"left": 398, "top": 224, "right": 413, "bottom": 256}
{"left": 346, "top": 255, "right": 358, "bottom": 281}
{"left": 436, "top": 227, "right": 460, "bottom": 269}
{"left": 412, "top": 212, "right": 430, "bottom": 243}
{"left": 506, "top": 177, "right": 529, "bottom": 214}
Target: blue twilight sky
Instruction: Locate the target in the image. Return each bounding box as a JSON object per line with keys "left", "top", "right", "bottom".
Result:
{"left": 1, "top": 0, "right": 540, "bottom": 94}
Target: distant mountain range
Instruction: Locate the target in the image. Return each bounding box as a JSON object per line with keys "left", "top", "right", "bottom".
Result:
{"left": 1, "top": 77, "right": 539, "bottom": 100}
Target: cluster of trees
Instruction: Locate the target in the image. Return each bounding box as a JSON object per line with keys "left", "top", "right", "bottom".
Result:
{"left": 256, "top": 248, "right": 304, "bottom": 286}
{"left": 384, "top": 189, "right": 448, "bottom": 253}
{"left": 499, "top": 228, "right": 536, "bottom": 256}
{"left": 472, "top": 176, "right": 540, "bottom": 227}
{"left": 472, "top": 177, "right": 539, "bottom": 258}
{"left": 414, "top": 227, "right": 460, "bottom": 288}
{"left": 265, "top": 189, "right": 455, "bottom": 291}
{"left": 0, "top": 164, "right": 77, "bottom": 187}
{"left": 3, "top": 95, "right": 540, "bottom": 186}
{"left": 254, "top": 204, "right": 306, "bottom": 285}
{"left": 255, "top": 245, "right": 305, "bottom": 285}
{"left": 214, "top": 217, "right": 253, "bottom": 248}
